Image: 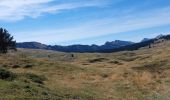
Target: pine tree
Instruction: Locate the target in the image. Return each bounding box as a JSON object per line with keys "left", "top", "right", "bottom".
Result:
{"left": 0, "top": 28, "right": 16, "bottom": 53}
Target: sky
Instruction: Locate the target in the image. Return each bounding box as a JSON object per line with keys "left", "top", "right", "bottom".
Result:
{"left": 0, "top": 0, "right": 170, "bottom": 45}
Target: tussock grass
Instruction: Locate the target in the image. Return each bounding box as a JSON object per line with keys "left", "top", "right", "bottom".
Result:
{"left": 0, "top": 42, "right": 170, "bottom": 99}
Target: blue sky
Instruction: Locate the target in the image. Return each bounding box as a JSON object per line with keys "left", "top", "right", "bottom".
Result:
{"left": 0, "top": 0, "right": 170, "bottom": 45}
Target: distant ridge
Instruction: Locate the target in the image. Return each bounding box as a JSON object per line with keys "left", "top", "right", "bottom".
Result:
{"left": 101, "top": 34, "right": 170, "bottom": 53}
{"left": 17, "top": 40, "right": 134, "bottom": 53}
{"left": 17, "top": 34, "right": 170, "bottom": 53}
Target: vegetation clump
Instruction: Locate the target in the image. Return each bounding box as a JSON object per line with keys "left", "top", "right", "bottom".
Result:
{"left": 0, "top": 68, "right": 16, "bottom": 81}
{"left": 89, "top": 58, "right": 108, "bottom": 63}
{"left": 132, "top": 60, "right": 168, "bottom": 73}
{"left": 24, "top": 64, "right": 33, "bottom": 68}
{"left": 109, "top": 60, "right": 123, "bottom": 65}
{"left": 26, "top": 73, "right": 46, "bottom": 84}
{"left": 12, "top": 64, "right": 21, "bottom": 68}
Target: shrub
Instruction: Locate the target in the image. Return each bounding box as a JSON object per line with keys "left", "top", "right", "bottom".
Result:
{"left": 132, "top": 60, "right": 168, "bottom": 73}
{"left": 117, "top": 56, "right": 138, "bottom": 62}
{"left": 109, "top": 60, "right": 123, "bottom": 65}
{"left": 101, "top": 73, "right": 109, "bottom": 78}
{"left": 12, "top": 64, "right": 20, "bottom": 68}
{"left": 24, "top": 64, "right": 33, "bottom": 68}
{"left": 89, "top": 58, "right": 108, "bottom": 63}
{"left": 2, "top": 64, "right": 8, "bottom": 67}
{"left": 0, "top": 68, "right": 16, "bottom": 81}
{"left": 26, "top": 73, "right": 46, "bottom": 84}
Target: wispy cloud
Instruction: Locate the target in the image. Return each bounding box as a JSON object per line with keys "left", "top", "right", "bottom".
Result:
{"left": 0, "top": 0, "right": 110, "bottom": 21}
{"left": 2, "top": 0, "right": 170, "bottom": 44}
{"left": 15, "top": 6, "right": 170, "bottom": 44}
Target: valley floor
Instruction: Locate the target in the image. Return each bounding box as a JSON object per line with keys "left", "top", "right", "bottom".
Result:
{"left": 0, "top": 42, "right": 170, "bottom": 100}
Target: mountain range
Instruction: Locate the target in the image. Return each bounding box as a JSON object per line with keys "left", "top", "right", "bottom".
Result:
{"left": 17, "top": 40, "right": 134, "bottom": 52}
{"left": 17, "top": 34, "right": 170, "bottom": 53}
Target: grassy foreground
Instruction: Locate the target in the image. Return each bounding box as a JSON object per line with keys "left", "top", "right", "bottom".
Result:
{"left": 0, "top": 42, "right": 170, "bottom": 99}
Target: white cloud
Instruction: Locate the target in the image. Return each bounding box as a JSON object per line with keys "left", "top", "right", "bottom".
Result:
{"left": 0, "top": 0, "right": 109, "bottom": 21}
{"left": 15, "top": 7, "right": 170, "bottom": 44}
{"left": 3, "top": 0, "right": 170, "bottom": 44}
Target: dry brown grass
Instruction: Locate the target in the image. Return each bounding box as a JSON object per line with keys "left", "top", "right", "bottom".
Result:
{"left": 0, "top": 41, "right": 170, "bottom": 99}
{"left": 131, "top": 71, "right": 152, "bottom": 88}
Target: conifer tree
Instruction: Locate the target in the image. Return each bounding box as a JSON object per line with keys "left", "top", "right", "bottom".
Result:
{"left": 0, "top": 28, "right": 16, "bottom": 53}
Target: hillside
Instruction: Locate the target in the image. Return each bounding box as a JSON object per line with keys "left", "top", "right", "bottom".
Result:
{"left": 0, "top": 39, "right": 170, "bottom": 99}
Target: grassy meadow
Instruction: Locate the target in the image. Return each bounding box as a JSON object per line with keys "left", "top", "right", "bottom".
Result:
{"left": 0, "top": 41, "right": 170, "bottom": 100}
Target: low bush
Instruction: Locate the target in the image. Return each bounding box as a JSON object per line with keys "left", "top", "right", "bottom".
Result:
{"left": 101, "top": 73, "right": 109, "bottom": 78}
{"left": 0, "top": 68, "right": 16, "bottom": 81}
{"left": 26, "top": 73, "right": 46, "bottom": 84}
{"left": 109, "top": 60, "right": 123, "bottom": 65}
{"left": 88, "top": 58, "right": 108, "bottom": 63}
{"left": 117, "top": 56, "right": 138, "bottom": 62}
{"left": 24, "top": 64, "right": 33, "bottom": 68}
{"left": 12, "top": 64, "right": 21, "bottom": 68}
{"left": 132, "top": 60, "right": 168, "bottom": 73}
